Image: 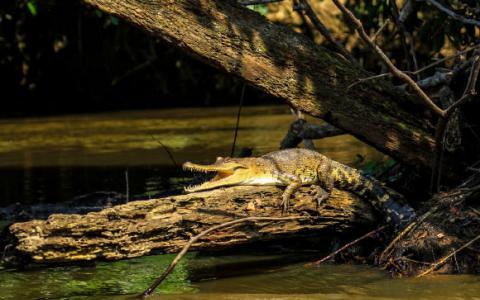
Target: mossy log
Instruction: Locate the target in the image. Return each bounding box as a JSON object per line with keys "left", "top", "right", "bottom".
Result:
{"left": 2, "top": 186, "right": 376, "bottom": 265}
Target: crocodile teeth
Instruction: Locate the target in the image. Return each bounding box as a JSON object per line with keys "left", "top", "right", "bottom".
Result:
{"left": 183, "top": 165, "right": 213, "bottom": 173}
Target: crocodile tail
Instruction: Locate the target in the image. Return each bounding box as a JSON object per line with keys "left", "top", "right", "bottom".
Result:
{"left": 333, "top": 165, "right": 416, "bottom": 227}
{"left": 367, "top": 181, "right": 416, "bottom": 227}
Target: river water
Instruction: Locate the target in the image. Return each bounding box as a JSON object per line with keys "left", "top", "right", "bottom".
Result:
{"left": 0, "top": 106, "right": 384, "bottom": 206}
{"left": 0, "top": 107, "right": 478, "bottom": 299}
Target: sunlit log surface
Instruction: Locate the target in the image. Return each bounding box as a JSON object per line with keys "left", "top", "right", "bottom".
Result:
{"left": 3, "top": 186, "right": 376, "bottom": 265}
{"left": 79, "top": 0, "right": 461, "bottom": 175}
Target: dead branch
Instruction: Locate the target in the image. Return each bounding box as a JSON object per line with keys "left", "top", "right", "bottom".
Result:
{"left": 239, "top": 0, "right": 284, "bottom": 5}
{"left": 307, "top": 225, "right": 386, "bottom": 266}
{"left": 398, "top": 0, "right": 414, "bottom": 23}
{"left": 445, "top": 55, "right": 480, "bottom": 115}
{"left": 416, "top": 71, "right": 453, "bottom": 89}
{"left": 371, "top": 19, "right": 390, "bottom": 42}
{"left": 416, "top": 234, "right": 480, "bottom": 277}
{"left": 391, "top": 0, "right": 418, "bottom": 74}
{"left": 296, "top": 0, "right": 356, "bottom": 64}
{"left": 280, "top": 119, "right": 345, "bottom": 149}
{"left": 425, "top": 0, "right": 480, "bottom": 27}
{"left": 350, "top": 44, "right": 480, "bottom": 89}
{"left": 415, "top": 44, "right": 480, "bottom": 75}
{"left": 331, "top": 0, "right": 444, "bottom": 118}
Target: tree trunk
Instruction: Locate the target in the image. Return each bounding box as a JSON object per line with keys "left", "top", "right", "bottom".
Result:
{"left": 80, "top": 0, "right": 461, "bottom": 175}
{"left": 2, "top": 186, "right": 376, "bottom": 265}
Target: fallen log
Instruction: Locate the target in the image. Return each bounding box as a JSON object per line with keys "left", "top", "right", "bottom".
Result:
{"left": 1, "top": 186, "right": 376, "bottom": 266}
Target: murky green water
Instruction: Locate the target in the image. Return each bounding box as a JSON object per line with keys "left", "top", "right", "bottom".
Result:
{"left": 1, "top": 107, "right": 478, "bottom": 300}
{"left": 1, "top": 252, "right": 479, "bottom": 300}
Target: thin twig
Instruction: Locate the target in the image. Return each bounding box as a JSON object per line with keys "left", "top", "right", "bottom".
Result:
{"left": 347, "top": 73, "right": 391, "bottom": 89}
{"left": 398, "top": 0, "right": 414, "bottom": 23}
{"left": 371, "top": 19, "right": 390, "bottom": 42}
{"left": 417, "top": 234, "right": 480, "bottom": 277}
{"left": 231, "top": 83, "right": 246, "bottom": 157}
{"left": 349, "top": 44, "right": 480, "bottom": 89}
{"left": 430, "top": 117, "right": 449, "bottom": 193}
{"left": 150, "top": 136, "right": 178, "bottom": 168}
{"left": 425, "top": 0, "right": 480, "bottom": 27}
{"left": 111, "top": 58, "right": 156, "bottom": 86}
{"left": 142, "top": 216, "right": 309, "bottom": 297}
{"left": 125, "top": 168, "right": 129, "bottom": 203}
{"left": 415, "top": 44, "right": 480, "bottom": 75}
{"left": 390, "top": 0, "right": 415, "bottom": 73}
{"left": 445, "top": 55, "right": 480, "bottom": 116}
{"left": 379, "top": 207, "right": 438, "bottom": 262}
{"left": 297, "top": 0, "right": 356, "bottom": 63}
{"left": 379, "top": 220, "right": 418, "bottom": 262}
{"left": 331, "top": 0, "right": 444, "bottom": 117}
{"left": 399, "top": 257, "right": 433, "bottom": 266}
{"left": 239, "top": 0, "right": 284, "bottom": 5}
{"left": 306, "top": 225, "right": 386, "bottom": 266}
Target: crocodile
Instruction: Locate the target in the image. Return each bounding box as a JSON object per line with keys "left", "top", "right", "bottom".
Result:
{"left": 183, "top": 148, "right": 416, "bottom": 227}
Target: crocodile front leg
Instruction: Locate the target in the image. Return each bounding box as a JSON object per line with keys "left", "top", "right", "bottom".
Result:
{"left": 280, "top": 181, "right": 303, "bottom": 214}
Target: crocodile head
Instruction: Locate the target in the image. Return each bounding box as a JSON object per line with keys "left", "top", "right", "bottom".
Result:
{"left": 183, "top": 156, "right": 277, "bottom": 192}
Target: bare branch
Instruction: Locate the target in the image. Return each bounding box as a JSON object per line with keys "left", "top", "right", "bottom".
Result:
{"left": 307, "top": 225, "right": 386, "bottom": 266}
{"left": 351, "top": 44, "right": 480, "bottom": 88}
{"left": 417, "top": 233, "right": 480, "bottom": 277}
{"left": 425, "top": 0, "right": 480, "bottom": 27}
{"left": 239, "top": 0, "right": 284, "bottom": 5}
{"left": 371, "top": 19, "right": 390, "bottom": 42}
{"left": 391, "top": 0, "right": 418, "bottom": 74}
{"left": 347, "top": 73, "right": 391, "bottom": 89}
{"left": 297, "top": 0, "right": 356, "bottom": 64}
{"left": 416, "top": 71, "right": 453, "bottom": 89}
{"left": 445, "top": 55, "right": 480, "bottom": 116}
{"left": 330, "top": 0, "right": 445, "bottom": 118}
{"left": 415, "top": 44, "right": 480, "bottom": 75}
{"left": 398, "top": 0, "right": 414, "bottom": 23}
{"left": 280, "top": 119, "right": 345, "bottom": 149}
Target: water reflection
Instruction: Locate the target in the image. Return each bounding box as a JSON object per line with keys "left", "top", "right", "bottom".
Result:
{"left": 1, "top": 253, "right": 479, "bottom": 300}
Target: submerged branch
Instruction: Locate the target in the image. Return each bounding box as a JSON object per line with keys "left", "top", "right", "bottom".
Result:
{"left": 142, "top": 216, "right": 310, "bottom": 297}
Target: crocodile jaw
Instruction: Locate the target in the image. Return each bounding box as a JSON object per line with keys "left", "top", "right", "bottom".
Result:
{"left": 183, "top": 161, "right": 240, "bottom": 192}
{"left": 183, "top": 161, "right": 280, "bottom": 192}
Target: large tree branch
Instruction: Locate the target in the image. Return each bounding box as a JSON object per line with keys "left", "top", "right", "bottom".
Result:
{"left": 81, "top": 0, "right": 452, "bottom": 173}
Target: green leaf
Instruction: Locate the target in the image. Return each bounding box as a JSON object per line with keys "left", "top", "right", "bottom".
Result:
{"left": 26, "top": 1, "right": 37, "bottom": 16}
{"left": 110, "top": 16, "right": 119, "bottom": 26}
{"left": 247, "top": 4, "right": 269, "bottom": 16}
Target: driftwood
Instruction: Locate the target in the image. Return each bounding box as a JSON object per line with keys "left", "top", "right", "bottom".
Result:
{"left": 1, "top": 186, "right": 376, "bottom": 266}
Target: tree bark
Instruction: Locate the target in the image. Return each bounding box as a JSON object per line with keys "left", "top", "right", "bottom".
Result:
{"left": 79, "top": 0, "right": 452, "bottom": 174}
{"left": 2, "top": 186, "right": 376, "bottom": 265}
